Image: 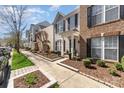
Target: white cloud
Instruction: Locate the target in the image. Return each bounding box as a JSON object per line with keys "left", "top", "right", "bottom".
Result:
{"left": 75, "top": 5, "right": 79, "bottom": 9}
{"left": 49, "top": 5, "right": 61, "bottom": 11}
{"left": 24, "top": 7, "right": 49, "bottom": 18}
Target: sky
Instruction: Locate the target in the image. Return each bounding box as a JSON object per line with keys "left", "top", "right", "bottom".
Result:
{"left": 0, "top": 5, "right": 79, "bottom": 38}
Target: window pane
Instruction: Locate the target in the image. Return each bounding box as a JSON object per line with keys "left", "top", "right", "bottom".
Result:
{"left": 105, "top": 7, "right": 119, "bottom": 22}
{"left": 105, "top": 49, "right": 117, "bottom": 60}
{"left": 105, "top": 36, "right": 118, "bottom": 48}
{"left": 105, "top": 5, "right": 118, "bottom": 10}
{"left": 91, "top": 37, "right": 101, "bottom": 47}
{"left": 70, "top": 16, "right": 75, "bottom": 30}
{"left": 92, "top": 5, "right": 103, "bottom": 15}
{"left": 91, "top": 48, "right": 101, "bottom": 58}
{"left": 92, "top": 13, "right": 103, "bottom": 25}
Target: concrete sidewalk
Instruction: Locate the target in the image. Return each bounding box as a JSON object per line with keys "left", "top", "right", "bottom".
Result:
{"left": 21, "top": 50, "right": 109, "bottom": 88}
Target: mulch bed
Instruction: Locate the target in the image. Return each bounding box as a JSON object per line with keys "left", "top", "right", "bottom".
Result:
{"left": 62, "top": 60, "right": 124, "bottom": 87}
{"left": 14, "top": 70, "right": 50, "bottom": 88}
{"left": 38, "top": 53, "right": 60, "bottom": 59}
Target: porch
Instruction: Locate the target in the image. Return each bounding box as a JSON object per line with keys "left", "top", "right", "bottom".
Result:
{"left": 59, "top": 30, "right": 80, "bottom": 58}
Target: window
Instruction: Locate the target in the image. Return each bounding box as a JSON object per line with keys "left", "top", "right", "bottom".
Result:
{"left": 91, "top": 37, "right": 102, "bottom": 58}
{"left": 56, "top": 40, "right": 61, "bottom": 51}
{"left": 105, "top": 5, "right": 119, "bottom": 22}
{"left": 70, "top": 16, "right": 75, "bottom": 30}
{"left": 91, "top": 5, "right": 104, "bottom": 26}
{"left": 90, "top": 5, "right": 120, "bottom": 27}
{"left": 56, "top": 20, "right": 63, "bottom": 33}
{"left": 104, "top": 36, "right": 118, "bottom": 60}
{"left": 91, "top": 36, "right": 118, "bottom": 61}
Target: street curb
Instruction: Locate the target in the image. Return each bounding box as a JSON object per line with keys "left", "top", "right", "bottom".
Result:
{"left": 58, "top": 63, "right": 118, "bottom": 88}
{"left": 57, "top": 62, "right": 79, "bottom": 72}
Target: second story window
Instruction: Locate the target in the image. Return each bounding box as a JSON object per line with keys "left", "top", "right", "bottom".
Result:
{"left": 105, "top": 5, "right": 119, "bottom": 22}
{"left": 91, "top": 5, "right": 104, "bottom": 26}
{"left": 88, "top": 5, "right": 120, "bottom": 27}
{"left": 57, "top": 20, "right": 63, "bottom": 33}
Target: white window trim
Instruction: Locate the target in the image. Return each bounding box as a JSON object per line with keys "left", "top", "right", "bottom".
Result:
{"left": 91, "top": 36, "right": 119, "bottom": 61}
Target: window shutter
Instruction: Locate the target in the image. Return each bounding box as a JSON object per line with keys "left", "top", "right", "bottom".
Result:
{"left": 87, "top": 6, "right": 92, "bottom": 28}
{"left": 55, "top": 41, "right": 57, "bottom": 51}
{"left": 63, "top": 20, "right": 65, "bottom": 31}
{"left": 75, "top": 13, "right": 78, "bottom": 27}
{"left": 120, "top": 5, "right": 124, "bottom": 19}
{"left": 87, "top": 38, "right": 91, "bottom": 57}
{"left": 55, "top": 24, "right": 57, "bottom": 33}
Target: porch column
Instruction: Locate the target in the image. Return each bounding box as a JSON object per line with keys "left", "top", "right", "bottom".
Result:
{"left": 71, "top": 36, "right": 74, "bottom": 58}
{"left": 61, "top": 37, "right": 64, "bottom": 56}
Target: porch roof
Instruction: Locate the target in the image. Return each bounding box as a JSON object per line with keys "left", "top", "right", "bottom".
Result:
{"left": 59, "top": 30, "right": 80, "bottom": 37}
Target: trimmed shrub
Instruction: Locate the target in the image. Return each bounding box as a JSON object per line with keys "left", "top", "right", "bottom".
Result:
{"left": 83, "top": 58, "right": 92, "bottom": 68}
{"left": 96, "top": 60, "right": 106, "bottom": 67}
{"left": 115, "top": 63, "right": 123, "bottom": 71}
{"left": 121, "top": 56, "right": 124, "bottom": 64}
{"left": 109, "top": 68, "right": 118, "bottom": 76}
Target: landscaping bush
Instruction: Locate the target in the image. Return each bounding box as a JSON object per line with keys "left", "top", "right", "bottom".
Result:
{"left": 109, "top": 68, "right": 118, "bottom": 76}
{"left": 50, "top": 83, "right": 59, "bottom": 88}
{"left": 121, "top": 56, "right": 124, "bottom": 64}
{"left": 24, "top": 73, "right": 38, "bottom": 87}
{"left": 96, "top": 60, "right": 106, "bottom": 67}
{"left": 83, "top": 58, "right": 92, "bottom": 68}
{"left": 115, "top": 63, "right": 123, "bottom": 71}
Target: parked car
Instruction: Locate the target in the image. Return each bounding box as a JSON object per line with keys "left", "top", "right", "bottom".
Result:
{"left": 0, "top": 47, "right": 11, "bottom": 59}
{"left": 0, "top": 49, "right": 9, "bottom": 84}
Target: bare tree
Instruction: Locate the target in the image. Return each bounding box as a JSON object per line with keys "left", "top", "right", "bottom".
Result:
{"left": 0, "top": 5, "right": 28, "bottom": 53}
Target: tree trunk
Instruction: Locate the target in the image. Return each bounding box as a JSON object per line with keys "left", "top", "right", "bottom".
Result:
{"left": 16, "top": 32, "right": 20, "bottom": 53}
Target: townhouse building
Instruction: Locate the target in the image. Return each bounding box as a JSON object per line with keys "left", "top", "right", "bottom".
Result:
{"left": 26, "top": 21, "right": 50, "bottom": 50}
{"left": 53, "top": 5, "right": 124, "bottom": 62}
{"left": 80, "top": 5, "right": 124, "bottom": 62}
{"left": 53, "top": 9, "right": 80, "bottom": 58}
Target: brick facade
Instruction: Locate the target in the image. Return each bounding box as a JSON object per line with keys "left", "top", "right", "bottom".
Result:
{"left": 79, "top": 5, "right": 124, "bottom": 59}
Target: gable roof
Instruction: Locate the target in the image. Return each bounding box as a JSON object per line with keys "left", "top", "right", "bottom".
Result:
{"left": 36, "top": 21, "right": 51, "bottom": 27}
{"left": 53, "top": 12, "right": 65, "bottom": 24}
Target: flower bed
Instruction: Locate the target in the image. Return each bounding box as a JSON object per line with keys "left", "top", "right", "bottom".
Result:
{"left": 61, "top": 59, "right": 124, "bottom": 87}
{"left": 14, "top": 70, "right": 50, "bottom": 88}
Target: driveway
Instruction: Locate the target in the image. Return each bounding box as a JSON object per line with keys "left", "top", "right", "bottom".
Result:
{"left": 21, "top": 50, "right": 109, "bottom": 88}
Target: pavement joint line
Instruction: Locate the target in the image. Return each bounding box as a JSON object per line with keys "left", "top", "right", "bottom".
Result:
{"left": 59, "top": 73, "right": 77, "bottom": 85}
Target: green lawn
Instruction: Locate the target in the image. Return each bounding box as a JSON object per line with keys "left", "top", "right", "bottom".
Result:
{"left": 12, "top": 49, "right": 34, "bottom": 70}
